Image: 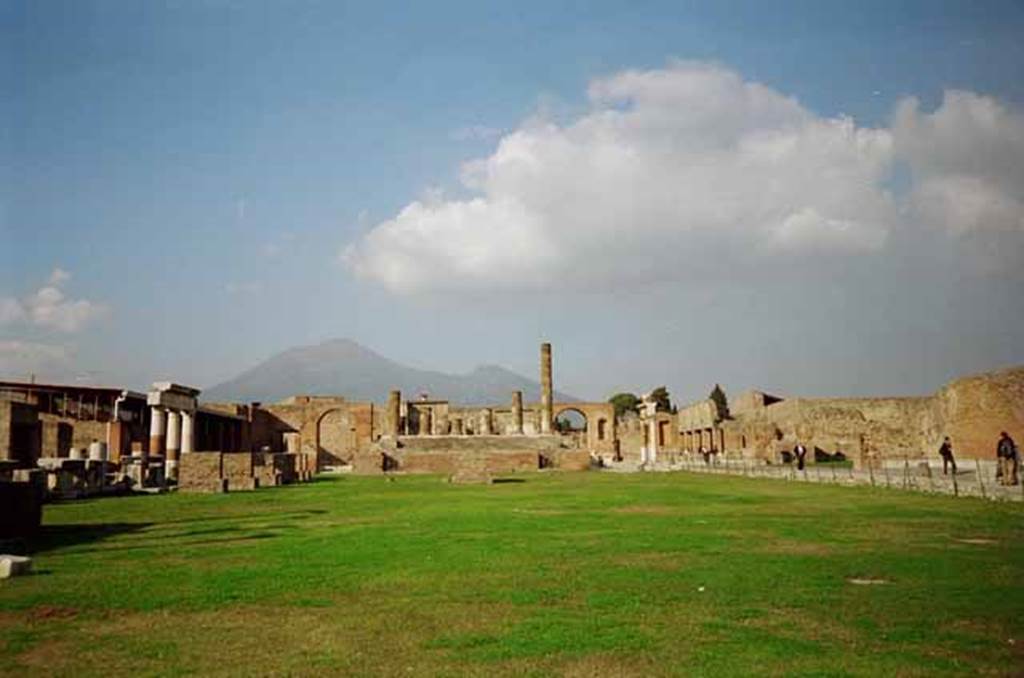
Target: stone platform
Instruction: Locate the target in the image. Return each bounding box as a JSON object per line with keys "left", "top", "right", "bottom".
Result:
{"left": 361, "top": 435, "right": 592, "bottom": 476}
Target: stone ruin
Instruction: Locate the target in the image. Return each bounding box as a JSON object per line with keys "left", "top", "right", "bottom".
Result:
{"left": 1, "top": 341, "right": 1021, "bottom": 517}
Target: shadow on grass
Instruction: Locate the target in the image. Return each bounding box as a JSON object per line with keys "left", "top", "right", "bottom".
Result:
{"left": 27, "top": 524, "right": 286, "bottom": 558}
{"left": 27, "top": 522, "right": 153, "bottom": 555}
{"left": 493, "top": 479, "right": 526, "bottom": 485}
{"left": 158, "top": 508, "right": 327, "bottom": 526}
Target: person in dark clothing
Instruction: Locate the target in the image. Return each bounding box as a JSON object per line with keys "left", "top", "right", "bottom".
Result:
{"left": 793, "top": 442, "right": 807, "bottom": 471}
{"left": 997, "top": 432, "right": 1018, "bottom": 486}
{"left": 938, "top": 436, "right": 956, "bottom": 475}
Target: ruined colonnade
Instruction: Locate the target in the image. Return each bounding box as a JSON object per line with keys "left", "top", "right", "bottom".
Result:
{"left": 383, "top": 344, "right": 555, "bottom": 439}
{"left": 147, "top": 383, "right": 200, "bottom": 481}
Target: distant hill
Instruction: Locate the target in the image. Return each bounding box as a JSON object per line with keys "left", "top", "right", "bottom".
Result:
{"left": 202, "top": 338, "right": 578, "bottom": 405}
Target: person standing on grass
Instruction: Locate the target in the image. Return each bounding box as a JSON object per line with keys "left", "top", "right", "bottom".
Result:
{"left": 938, "top": 436, "right": 956, "bottom": 475}
{"left": 997, "top": 432, "right": 1018, "bottom": 486}
{"left": 794, "top": 442, "right": 807, "bottom": 471}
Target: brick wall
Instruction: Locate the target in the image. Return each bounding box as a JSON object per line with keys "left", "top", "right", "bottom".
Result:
{"left": 178, "top": 452, "right": 224, "bottom": 493}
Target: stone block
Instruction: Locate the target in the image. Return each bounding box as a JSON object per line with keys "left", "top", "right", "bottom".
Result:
{"left": 227, "top": 476, "right": 259, "bottom": 492}
{"left": 0, "top": 481, "right": 42, "bottom": 539}
{"left": 0, "top": 555, "right": 32, "bottom": 579}
{"left": 178, "top": 452, "right": 223, "bottom": 493}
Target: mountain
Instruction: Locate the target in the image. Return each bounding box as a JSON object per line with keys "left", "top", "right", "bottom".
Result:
{"left": 202, "top": 339, "right": 578, "bottom": 405}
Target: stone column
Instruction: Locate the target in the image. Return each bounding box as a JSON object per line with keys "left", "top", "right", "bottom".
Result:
{"left": 386, "top": 391, "right": 401, "bottom": 437}
{"left": 181, "top": 411, "right": 195, "bottom": 454}
{"left": 540, "top": 342, "right": 553, "bottom": 434}
{"left": 479, "top": 408, "right": 493, "bottom": 435}
{"left": 166, "top": 410, "right": 182, "bottom": 480}
{"left": 511, "top": 391, "right": 524, "bottom": 435}
{"left": 107, "top": 420, "right": 125, "bottom": 462}
{"left": 420, "top": 408, "right": 432, "bottom": 436}
{"left": 648, "top": 418, "right": 659, "bottom": 465}
{"left": 452, "top": 418, "right": 464, "bottom": 435}
{"left": 148, "top": 407, "right": 166, "bottom": 459}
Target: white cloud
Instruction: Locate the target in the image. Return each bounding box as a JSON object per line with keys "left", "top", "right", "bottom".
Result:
{"left": 893, "top": 90, "right": 1024, "bottom": 272}
{"left": 0, "top": 268, "right": 107, "bottom": 333}
{"left": 344, "top": 62, "right": 1024, "bottom": 294}
{"left": 47, "top": 267, "right": 71, "bottom": 285}
{"left": 0, "top": 340, "right": 71, "bottom": 375}
{"left": 0, "top": 297, "right": 25, "bottom": 325}
{"left": 344, "top": 62, "right": 898, "bottom": 293}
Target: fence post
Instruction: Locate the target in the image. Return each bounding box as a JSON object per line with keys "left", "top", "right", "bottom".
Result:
{"left": 902, "top": 457, "right": 910, "bottom": 490}
{"left": 976, "top": 459, "right": 987, "bottom": 500}
{"left": 867, "top": 459, "right": 875, "bottom": 487}
{"left": 952, "top": 467, "right": 959, "bottom": 497}
{"left": 925, "top": 459, "right": 934, "bottom": 493}
{"left": 883, "top": 463, "right": 891, "bottom": 489}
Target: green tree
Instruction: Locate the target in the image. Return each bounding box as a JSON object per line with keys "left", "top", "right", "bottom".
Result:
{"left": 709, "top": 383, "right": 729, "bottom": 421}
{"left": 608, "top": 392, "right": 641, "bottom": 419}
{"left": 650, "top": 386, "right": 672, "bottom": 413}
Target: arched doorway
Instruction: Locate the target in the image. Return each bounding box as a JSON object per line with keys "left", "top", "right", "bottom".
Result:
{"left": 553, "top": 408, "right": 588, "bottom": 448}
{"left": 315, "top": 408, "right": 356, "bottom": 467}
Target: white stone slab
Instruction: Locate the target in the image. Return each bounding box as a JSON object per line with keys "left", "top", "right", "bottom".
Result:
{"left": 0, "top": 555, "right": 32, "bottom": 579}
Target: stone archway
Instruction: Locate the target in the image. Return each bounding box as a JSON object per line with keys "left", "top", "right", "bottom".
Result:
{"left": 549, "top": 402, "right": 616, "bottom": 456}
{"left": 315, "top": 408, "right": 355, "bottom": 467}
{"left": 553, "top": 407, "right": 588, "bottom": 449}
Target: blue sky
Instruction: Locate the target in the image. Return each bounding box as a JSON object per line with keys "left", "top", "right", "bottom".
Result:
{"left": 3, "top": 1, "right": 1023, "bottom": 403}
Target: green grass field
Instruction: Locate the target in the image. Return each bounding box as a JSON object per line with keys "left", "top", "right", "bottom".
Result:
{"left": 2, "top": 472, "right": 1022, "bottom": 676}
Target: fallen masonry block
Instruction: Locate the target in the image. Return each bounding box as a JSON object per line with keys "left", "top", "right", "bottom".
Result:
{"left": 0, "top": 555, "right": 32, "bottom": 579}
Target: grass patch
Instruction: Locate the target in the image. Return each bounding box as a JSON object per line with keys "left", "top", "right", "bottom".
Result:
{"left": 0, "top": 472, "right": 1021, "bottom": 676}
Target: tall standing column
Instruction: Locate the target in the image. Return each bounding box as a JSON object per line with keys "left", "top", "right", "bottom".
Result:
{"left": 540, "top": 342, "right": 553, "bottom": 434}
{"left": 479, "top": 408, "right": 493, "bottom": 435}
{"left": 648, "top": 418, "right": 659, "bottom": 465}
{"left": 181, "top": 410, "right": 195, "bottom": 454}
{"left": 511, "top": 391, "right": 524, "bottom": 435}
{"left": 166, "top": 410, "right": 182, "bottom": 480}
{"left": 420, "top": 408, "right": 432, "bottom": 436}
{"left": 149, "top": 407, "right": 166, "bottom": 460}
{"left": 386, "top": 391, "right": 401, "bottom": 437}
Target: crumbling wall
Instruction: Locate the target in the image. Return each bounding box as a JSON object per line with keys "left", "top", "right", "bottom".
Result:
{"left": 257, "top": 397, "right": 376, "bottom": 469}
{"left": 179, "top": 451, "right": 302, "bottom": 492}
{"left": 677, "top": 400, "right": 718, "bottom": 431}
{"left": 934, "top": 366, "right": 1024, "bottom": 459}
{"left": 721, "top": 366, "right": 1024, "bottom": 464}
{"left": 0, "top": 400, "right": 41, "bottom": 465}
{"left": 178, "top": 452, "right": 225, "bottom": 493}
